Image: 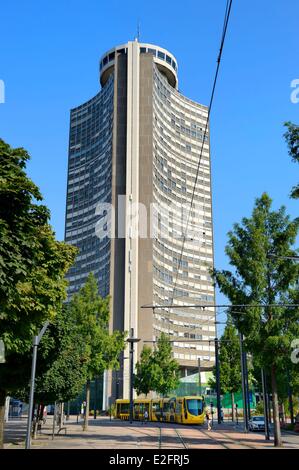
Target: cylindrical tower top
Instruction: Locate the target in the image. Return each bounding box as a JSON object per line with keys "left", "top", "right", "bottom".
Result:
{"left": 99, "top": 41, "right": 178, "bottom": 89}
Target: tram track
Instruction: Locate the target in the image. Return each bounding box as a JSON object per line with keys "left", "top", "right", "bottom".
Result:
{"left": 158, "top": 425, "right": 188, "bottom": 449}
{"left": 191, "top": 425, "right": 257, "bottom": 449}
{"left": 173, "top": 427, "right": 188, "bottom": 449}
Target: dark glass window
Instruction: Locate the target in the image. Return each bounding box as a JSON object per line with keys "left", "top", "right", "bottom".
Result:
{"left": 108, "top": 52, "right": 115, "bottom": 61}
{"left": 140, "top": 47, "right": 146, "bottom": 53}
{"left": 166, "top": 55, "right": 172, "bottom": 64}
{"left": 117, "top": 48, "right": 125, "bottom": 54}
{"left": 148, "top": 48, "right": 156, "bottom": 56}
{"left": 172, "top": 60, "right": 177, "bottom": 70}
{"left": 158, "top": 51, "right": 165, "bottom": 60}
{"left": 103, "top": 56, "right": 108, "bottom": 65}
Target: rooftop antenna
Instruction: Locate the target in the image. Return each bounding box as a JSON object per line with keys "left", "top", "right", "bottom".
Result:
{"left": 136, "top": 20, "right": 140, "bottom": 42}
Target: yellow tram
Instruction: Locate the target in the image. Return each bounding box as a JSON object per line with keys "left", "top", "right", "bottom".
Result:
{"left": 115, "top": 396, "right": 205, "bottom": 425}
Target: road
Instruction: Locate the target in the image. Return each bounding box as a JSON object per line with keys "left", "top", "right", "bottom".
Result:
{"left": 4, "top": 416, "right": 299, "bottom": 449}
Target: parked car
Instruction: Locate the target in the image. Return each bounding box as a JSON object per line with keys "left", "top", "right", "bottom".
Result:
{"left": 249, "top": 416, "right": 265, "bottom": 431}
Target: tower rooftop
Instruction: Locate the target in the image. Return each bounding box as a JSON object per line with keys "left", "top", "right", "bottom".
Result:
{"left": 99, "top": 41, "right": 178, "bottom": 89}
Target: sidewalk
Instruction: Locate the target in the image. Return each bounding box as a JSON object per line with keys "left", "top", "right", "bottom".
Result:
{"left": 3, "top": 415, "right": 299, "bottom": 449}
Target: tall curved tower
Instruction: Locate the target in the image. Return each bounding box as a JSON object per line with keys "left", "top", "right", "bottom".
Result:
{"left": 65, "top": 40, "right": 215, "bottom": 405}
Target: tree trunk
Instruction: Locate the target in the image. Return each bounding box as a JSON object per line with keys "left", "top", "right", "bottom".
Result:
{"left": 83, "top": 380, "right": 90, "bottom": 431}
{"left": 61, "top": 403, "right": 64, "bottom": 428}
{"left": 231, "top": 393, "right": 235, "bottom": 422}
{"left": 271, "top": 366, "right": 282, "bottom": 447}
{"left": 0, "top": 389, "right": 6, "bottom": 449}
{"left": 94, "top": 377, "right": 98, "bottom": 419}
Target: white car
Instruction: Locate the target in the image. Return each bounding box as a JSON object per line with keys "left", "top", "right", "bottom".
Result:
{"left": 249, "top": 416, "right": 265, "bottom": 431}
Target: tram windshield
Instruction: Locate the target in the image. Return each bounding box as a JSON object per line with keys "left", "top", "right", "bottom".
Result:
{"left": 186, "top": 399, "right": 203, "bottom": 416}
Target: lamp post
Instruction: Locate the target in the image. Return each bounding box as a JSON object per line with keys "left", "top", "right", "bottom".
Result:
{"left": 287, "top": 369, "right": 294, "bottom": 425}
{"left": 215, "top": 338, "right": 222, "bottom": 424}
{"left": 239, "top": 333, "right": 249, "bottom": 432}
{"left": 261, "top": 368, "right": 270, "bottom": 440}
{"left": 25, "top": 321, "right": 49, "bottom": 449}
{"left": 198, "top": 358, "right": 202, "bottom": 396}
{"left": 127, "top": 328, "right": 140, "bottom": 424}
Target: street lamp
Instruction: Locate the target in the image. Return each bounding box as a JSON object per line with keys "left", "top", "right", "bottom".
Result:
{"left": 126, "top": 328, "right": 140, "bottom": 424}
{"left": 214, "top": 338, "right": 222, "bottom": 424}
{"left": 198, "top": 358, "right": 202, "bottom": 395}
{"left": 261, "top": 368, "right": 270, "bottom": 440}
{"left": 25, "top": 321, "right": 49, "bottom": 449}
{"left": 239, "top": 333, "right": 249, "bottom": 433}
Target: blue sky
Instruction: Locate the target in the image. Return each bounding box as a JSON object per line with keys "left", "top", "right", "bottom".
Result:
{"left": 0, "top": 0, "right": 298, "bottom": 331}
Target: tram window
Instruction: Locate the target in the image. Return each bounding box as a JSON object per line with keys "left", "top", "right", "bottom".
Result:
{"left": 121, "top": 403, "right": 129, "bottom": 413}
{"left": 176, "top": 401, "right": 182, "bottom": 414}
{"left": 163, "top": 402, "right": 170, "bottom": 412}
{"left": 186, "top": 399, "right": 203, "bottom": 416}
{"left": 152, "top": 402, "right": 160, "bottom": 412}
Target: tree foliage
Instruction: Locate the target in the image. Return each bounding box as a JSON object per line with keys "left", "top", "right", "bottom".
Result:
{"left": 16, "top": 305, "right": 89, "bottom": 404}
{"left": 67, "top": 273, "right": 125, "bottom": 431}
{"left": 209, "top": 323, "right": 241, "bottom": 395}
{"left": 0, "top": 139, "right": 77, "bottom": 448}
{"left": 213, "top": 194, "right": 299, "bottom": 368}
{"left": 134, "top": 333, "right": 180, "bottom": 397}
{"left": 134, "top": 346, "right": 155, "bottom": 396}
{"left": 0, "top": 139, "right": 77, "bottom": 356}
{"left": 68, "top": 273, "right": 126, "bottom": 380}
{"left": 212, "top": 193, "right": 299, "bottom": 446}
{"left": 284, "top": 121, "right": 299, "bottom": 198}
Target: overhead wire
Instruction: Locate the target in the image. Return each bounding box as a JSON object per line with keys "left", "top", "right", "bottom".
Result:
{"left": 163, "top": 0, "right": 233, "bottom": 328}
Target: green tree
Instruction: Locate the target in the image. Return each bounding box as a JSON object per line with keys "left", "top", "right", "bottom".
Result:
{"left": 284, "top": 121, "right": 299, "bottom": 198}
{"left": 134, "top": 346, "right": 156, "bottom": 396}
{"left": 209, "top": 323, "right": 241, "bottom": 421}
{"left": 0, "top": 139, "right": 76, "bottom": 448}
{"left": 212, "top": 193, "right": 299, "bottom": 447}
{"left": 134, "top": 333, "right": 180, "bottom": 397}
{"left": 67, "top": 273, "right": 125, "bottom": 430}
{"left": 17, "top": 305, "right": 89, "bottom": 405}
{"left": 152, "top": 333, "right": 180, "bottom": 396}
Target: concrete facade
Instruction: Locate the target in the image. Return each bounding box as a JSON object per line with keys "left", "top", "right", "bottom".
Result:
{"left": 65, "top": 40, "right": 215, "bottom": 405}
